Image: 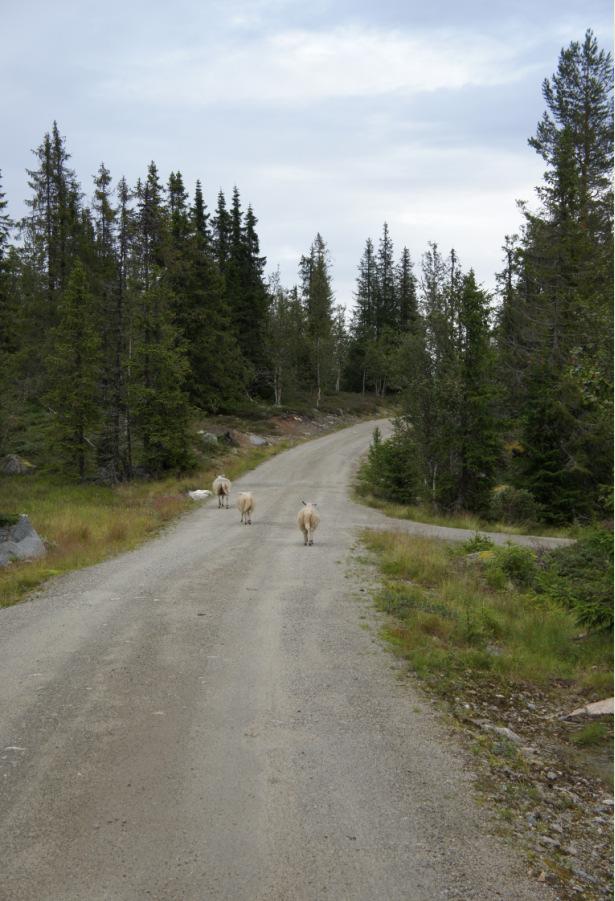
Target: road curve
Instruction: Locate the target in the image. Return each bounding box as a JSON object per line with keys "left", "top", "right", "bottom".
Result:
{"left": 0, "top": 419, "right": 554, "bottom": 900}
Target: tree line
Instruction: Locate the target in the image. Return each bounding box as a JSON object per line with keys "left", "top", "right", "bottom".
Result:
{"left": 361, "top": 30, "right": 612, "bottom": 524}
{"left": 0, "top": 131, "right": 346, "bottom": 479}
{"left": 0, "top": 29, "right": 612, "bottom": 525}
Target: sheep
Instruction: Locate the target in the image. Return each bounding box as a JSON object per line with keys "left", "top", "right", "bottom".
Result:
{"left": 212, "top": 474, "right": 231, "bottom": 509}
{"left": 297, "top": 500, "right": 320, "bottom": 546}
{"left": 236, "top": 491, "right": 255, "bottom": 525}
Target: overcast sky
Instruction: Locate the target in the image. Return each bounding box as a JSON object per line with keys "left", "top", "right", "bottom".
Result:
{"left": 2, "top": 0, "right": 612, "bottom": 307}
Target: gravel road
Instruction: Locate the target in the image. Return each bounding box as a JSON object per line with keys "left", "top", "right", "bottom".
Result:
{"left": 0, "top": 419, "right": 557, "bottom": 900}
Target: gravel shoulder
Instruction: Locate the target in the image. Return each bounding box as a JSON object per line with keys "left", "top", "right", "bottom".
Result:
{"left": 0, "top": 418, "right": 555, "bottom": 900}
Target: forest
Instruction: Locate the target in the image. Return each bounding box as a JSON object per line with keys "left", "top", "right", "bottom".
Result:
{"left": 0, "top": 30, "right": 612, "bottom": 528}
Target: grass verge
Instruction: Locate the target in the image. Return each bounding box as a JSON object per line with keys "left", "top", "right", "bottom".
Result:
{"left": 360, "top": 528, "right": 613, "bottom": 899}
{"left": 355, "top": 488, "right": 578, "bottom": 539}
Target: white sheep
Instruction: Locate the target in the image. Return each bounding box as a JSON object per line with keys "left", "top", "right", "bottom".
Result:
{"left": 212, "top": 474, "right": 231, "bottom": 509}
{"left": 297, "top": 500, "right": 320, "bottom": 546}
{"left": 237, "top": 491, "right": 255, "bottom": 525}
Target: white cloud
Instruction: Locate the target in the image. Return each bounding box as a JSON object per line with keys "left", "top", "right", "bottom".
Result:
{"left": 98, "top": 25, "right": 536, "bottom": 107}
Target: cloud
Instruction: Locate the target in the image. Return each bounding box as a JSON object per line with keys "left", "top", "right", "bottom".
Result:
{"left": 98, "top": 25, "right": 536, "bottom": 107}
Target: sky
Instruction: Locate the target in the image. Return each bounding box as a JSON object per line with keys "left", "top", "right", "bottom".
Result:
{"left": 2, "top": 0, "right": 612, "bottom": 308}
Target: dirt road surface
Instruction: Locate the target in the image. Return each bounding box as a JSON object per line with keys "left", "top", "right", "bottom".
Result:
{"left": 0, "top": 419, "right": 558, "bottom": 900}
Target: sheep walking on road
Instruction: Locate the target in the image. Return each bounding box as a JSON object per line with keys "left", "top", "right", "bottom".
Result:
{"left": 212, "top": 475, "right": 231, "bottom": 509}
{"left": 237, "top": 492, "right": 255, "bottom": 525}
{"left": 297, "top": 501, "right": 319, "bottom": 546}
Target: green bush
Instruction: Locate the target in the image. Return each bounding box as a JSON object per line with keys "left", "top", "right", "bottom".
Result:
{"left": 359, "top": 425, "right": 420, "bottom": 504}
{"left": 489, "top": 485, "right": 541, "bottom": 525}
{"left": 497, "top": 544, "right": 538, "bottom": 586}
{"left": 483, "top": 544, "right": 538, "bottom": 589}
{"left": 462, "top": 533, "right": 495, "bottom": 554}
{"left": 537, "top": 529, "right": 614, "bottom": 631}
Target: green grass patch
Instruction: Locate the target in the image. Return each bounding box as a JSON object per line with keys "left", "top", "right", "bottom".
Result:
{"left": 361, "top": 528, "right": 613, "bottom": 691}
{"left": 571, "top": 722, "right": 611, "bottom": 747}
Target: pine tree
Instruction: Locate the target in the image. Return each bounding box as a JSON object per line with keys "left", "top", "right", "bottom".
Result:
{"left": 331, "top": 305, "right": 349, "bottom": 393}
{"left": 91, "top": 163, "right": 125, "bottom": 480}
{"left": 265, "top": 274, "right": 307, "bottom": 405}
{"left": 130, "top": 279, "right": 192, "bottom": 473}
{"left": 192, "top": 180, "right": 210, "bottom": 244}
{"left": 168, "top": 179, "right": 247, "bottom": 412}
{"left": 223, "top": 189, "right": 269, "bottom": 381}
{"left": 212, "top": 189, "right": 231, "bottom": 273}
{"left": 347, "top": 238, "right": 377, "bottom": 393}
{"left": 456, "top": 271, "right": 500, "bottom": 512}
{"left": 374, "top": 223, "right": 396, "bottom": 337}
{"left": 0, "top": 169, "right": 10, "bottom": 263}
{"left": 509, "top": 31, "right": 614, "bottom": 519}
{"left": 396, "top": 247, "right": 419, "bottom": 333}
{"left": 23, "top": 123, "right": 82, "bottom": 330}
{"left": 46, "top": 260, "right": 101, "bottom": 477}
{"left": 299, "top": 233, "right": 335, "bottom": 406}
{"left": 129, "top": 163, "right": 192, "bottom": 472}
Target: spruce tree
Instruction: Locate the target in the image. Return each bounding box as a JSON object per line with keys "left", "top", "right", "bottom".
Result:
{"left": 130, "top": 163, "right": 192, "bottom": 472}
{"left": 91, "top": 163, "right": 124, "bottom": 480}
{"left": 265, "top": 274, "right": 307, "bottom": 405}
{"left": 46, "top": 260, "right": 101, "bottom": 477}
{"left": 456, "top": 271, "right": 500, "bottom": 512}
{"left": 396, "top": 247, "right": 419, "bottom": 333}
{"left": 192, "top": 180, "right": 210, "bottom": 244}
{"left": 212, "top": 190, "right": 231, "bottom": 273}
{"left": 299, "top": 233, "right": 335, "bottom": 405}
{"left": 168, "top": 179, "right": 247, "bottom": 411}
{"left": 374, "top": 222, "right": 396, "bottom": 337}
{"left": 510, "top": 31, "right": 614, "bottom": 519}
{"left": 348, "top": 238, "right": 377, "bottom": 393}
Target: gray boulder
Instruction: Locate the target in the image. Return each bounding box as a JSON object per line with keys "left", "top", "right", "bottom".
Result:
{"left": 198, "top": 432, "right": 219, "bottom": 446}
{"left": 0, "top": 514, "right": 46, "bottom": 567}
{"left": 2, "top": 454, "right": 36, "bottom": 475}
{"left": 248, "top": 434, "right": 268, "bottom": 446}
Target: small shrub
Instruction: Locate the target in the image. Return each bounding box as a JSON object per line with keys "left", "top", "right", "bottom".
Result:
{"left": 490, "top": 485, "right": 541, "bottom": 525}
{"left": 462, "top": 533, "right": 495, "bottom": 554}
{"left": 537, "top": 529, "right": 614, "bottom": 631}
{"left": 493, "top": 544, "right": 538, "bottom": 587}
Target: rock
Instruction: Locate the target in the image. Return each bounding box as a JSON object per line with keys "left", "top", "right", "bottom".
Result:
{"left": 221, "top": 429, "right": 242, "bottom": 447}
{"left": 538, "top": 835, "right": 561, "bottom": 849}
{"left": 187, "top": 490, "right": 211, "bottom": 501}
{"left": 570, "top": 866, "right": 598, "bottom": 885}
{"left": 198, "top": 432, "right": 218, "bottom": 446}
{"left": 0, "top": 514, "right": 46, "bottom": 566}
{"left": 564, "top": 698, "right": 614, "bottom": 718}
{"left": 480, "top": 723, "right": 523, "bottom": 744}
{"left": 248, "top": 434, "right": 268, "bottom": 446}
{"left": 1, "top": 454, "right": 36, "bottom": 475}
